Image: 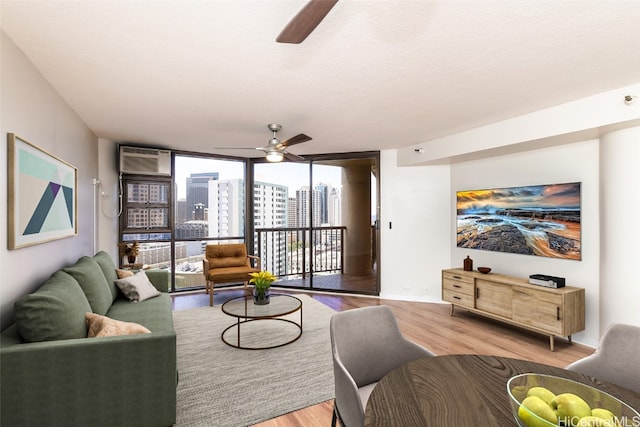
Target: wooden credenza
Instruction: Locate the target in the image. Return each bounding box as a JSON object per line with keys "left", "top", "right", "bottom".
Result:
{"left": 442, "top": 268, "right": 585, "bottom": 351}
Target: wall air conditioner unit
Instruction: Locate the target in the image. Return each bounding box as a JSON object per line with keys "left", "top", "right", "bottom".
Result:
{"left": 119, "top": 146, "right": 171, "bottom": 176}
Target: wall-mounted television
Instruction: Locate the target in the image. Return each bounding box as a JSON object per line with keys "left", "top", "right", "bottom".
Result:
{"left": 456, "top": 182, "right": 581, "bottom": 260}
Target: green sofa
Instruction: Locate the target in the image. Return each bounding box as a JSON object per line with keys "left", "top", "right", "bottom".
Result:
{"left": 0, "top": 251, "right": 177, "bottom": 427}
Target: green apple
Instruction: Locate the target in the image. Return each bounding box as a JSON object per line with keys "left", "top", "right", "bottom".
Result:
{"left": 519, "top": 395, "right": 558, "bottom": 427}
{"left": 590, "top": 408, "right": 615, "bottom": 421}
{"left": 551, "top": 393, "right": 592, "bottom": 426}
{"left": 527, "top": 386, "right": 556, "bottom": 405}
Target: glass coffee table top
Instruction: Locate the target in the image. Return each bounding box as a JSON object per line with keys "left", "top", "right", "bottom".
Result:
{"left": 221, "top": 293, "right": 302, "bottom": 319}
{"left": 220, "top": 294, "right": 303, "bottom": 349}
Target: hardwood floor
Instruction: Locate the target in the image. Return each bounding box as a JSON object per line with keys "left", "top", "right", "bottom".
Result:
{"left": 172, "top": 288, "right": 595, "bottom": 427}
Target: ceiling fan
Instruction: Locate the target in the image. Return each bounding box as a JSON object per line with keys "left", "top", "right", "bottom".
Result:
{"left": 276, "top": 0, "right": 339, "bottom": 44}
{"left": 214, "top": 124, "right": 312, "bottom": 162}
{"left": 261, "top": 123, "right": 311, "bottom": 162}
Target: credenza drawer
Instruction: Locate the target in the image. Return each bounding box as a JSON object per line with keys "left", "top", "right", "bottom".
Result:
{"left": 443, "top": 289, "right": 474, "bottom": 308}
{"left": 442, "top": 278, "right": 474, "bottom": 296}
{"left": 442, "top": 271, "right": 474, "bottom": 285}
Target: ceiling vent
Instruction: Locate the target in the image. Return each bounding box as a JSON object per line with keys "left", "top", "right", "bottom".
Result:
{"left": 119, "top": 146, "right": 171, "bottom": 176}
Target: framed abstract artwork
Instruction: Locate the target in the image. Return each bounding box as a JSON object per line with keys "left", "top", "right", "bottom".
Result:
{"left": 7, "top": 133, "right": 78, "bottom": 249}
{"left": 456, "top": 182, "right": 581, "bottom": 260}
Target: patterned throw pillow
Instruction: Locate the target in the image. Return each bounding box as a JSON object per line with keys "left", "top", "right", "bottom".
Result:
{"left": 114, "top": 271, "right": 161, "bottom": 302}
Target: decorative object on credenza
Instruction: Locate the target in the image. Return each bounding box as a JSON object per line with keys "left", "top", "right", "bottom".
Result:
{"left": 456, "top": 182, "right": 581, "bottom": 260}
{"left": 463, "top": 255, "right": 473, "bottom": 271}
{"left": 249, "top": 270, "right": 277, "bottom": 305}
{"left": 7, "top": 133, "right": 78, "bottom": 249}
{"left": 118, "top": 241, "right": 139, "bottom": 266}
{"left": 477, "top": 267, "right": 492, "bottom": 274}
{"left": 528, "top": 274, "right": 566, "bottom": 288}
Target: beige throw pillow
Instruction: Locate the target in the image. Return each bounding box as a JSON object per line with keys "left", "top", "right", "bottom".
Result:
{"left": 85, "top": 312, "right": 151, "bottom": 337}
{"left": 116, "top": 269, "right": 135, "bottom": 279}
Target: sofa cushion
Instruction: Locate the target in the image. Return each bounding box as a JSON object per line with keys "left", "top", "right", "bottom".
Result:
{"left": 205, "top": 266, "right": 258, "bottom": 283}
{"left": 85, "top": 312, "right": 150, "bottom": 337}
{"left": 107, "top": 293, "right": 174, "bottom": 333}
{"left": 93, "top": 251, "right": 120, "bottom": 301}
{"left": 211, "top": 256, "right": 248, "bottom": 268}
{"left": 14, "top": 271, "right": 91, "bottom": 342}
{"left": 115, "top": 271, "right": 161, "bottom": 303}
{"left": 63, "top": 256, "right": 113, "bottom": 315}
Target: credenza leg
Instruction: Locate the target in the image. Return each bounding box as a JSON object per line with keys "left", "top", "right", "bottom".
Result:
{"left": 450, "top": 304, "right": 455, "bottom": 316}
{"left": 568, "top": 335, "right": 572, "bottom": 343}
{"left": 549, "top": 335, "right": 555, "bottom": 352}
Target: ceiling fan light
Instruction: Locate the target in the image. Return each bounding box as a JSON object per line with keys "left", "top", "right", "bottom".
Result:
{"left": 266, "top": 151, "right": 284, "bottom": 162}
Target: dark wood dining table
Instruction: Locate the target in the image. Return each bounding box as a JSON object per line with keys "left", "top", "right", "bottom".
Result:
{"left": 364, "top": 354, "right": 640, "bottom": 426}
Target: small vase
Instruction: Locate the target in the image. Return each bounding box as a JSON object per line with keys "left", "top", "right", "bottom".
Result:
{"left": 463, "top": 255, "right": 473, "bottom": 271}
{"left": 127, "top": 255, "right": 137, "bottom": 265}
{"left": 253, "top": 287, "right": 270, "bottom": 305}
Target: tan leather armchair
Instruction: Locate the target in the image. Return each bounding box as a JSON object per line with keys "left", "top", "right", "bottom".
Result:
{"left": 202, "top": 243, "right": 261, "bottom": 306}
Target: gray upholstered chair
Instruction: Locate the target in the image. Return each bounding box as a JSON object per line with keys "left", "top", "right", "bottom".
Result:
{"left": 565, "top": 323, "right": 640, "bottom": 393}
{"left": 329, "top": 305, "right": 434, "bottom": 427}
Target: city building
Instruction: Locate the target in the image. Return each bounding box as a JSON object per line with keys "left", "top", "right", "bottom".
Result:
{"left": 254, "top": 181, "right": 289, "bottom": 274}
{"left": 208, "top": 178, "right": 245, "bottom": 238}
{"left": 296, "top": 186, "right": 322, "bottom": 227}
{"left": 186, "top": 172, "right": 219, "bottom": 219}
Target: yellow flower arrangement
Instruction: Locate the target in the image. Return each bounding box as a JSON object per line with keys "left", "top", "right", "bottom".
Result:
{"left": 249, "top": 270, "right": 277, "bottom": 290}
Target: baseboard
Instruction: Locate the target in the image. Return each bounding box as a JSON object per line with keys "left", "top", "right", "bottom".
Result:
{"left": 379, "top": 293, "right": 448, "bottom": 304}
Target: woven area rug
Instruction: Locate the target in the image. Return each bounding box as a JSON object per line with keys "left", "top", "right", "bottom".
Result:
{"left": 173, "top": 294, "right": 335, "bottom": 426}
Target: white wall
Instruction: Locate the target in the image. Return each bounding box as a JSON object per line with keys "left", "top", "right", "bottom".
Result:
{"left": 599, "top": 127, "right": 640, "bottom": 331}
{"left": 0, "top": 31, "right": 98, "bottom": 329}
{"left": 379, "top": 150, "right": 451, "bottom": 302}
{"left": 97, "top": 138, "right": 121, "bottom": 260}
{"left": 450, "top": 141, "right": 600, "bottom": 346}
{"left": 390, "top": 83, "right": 640, "bottom": 346}
{"left": 391, "top": 83, "right": 640, "bottom": 347}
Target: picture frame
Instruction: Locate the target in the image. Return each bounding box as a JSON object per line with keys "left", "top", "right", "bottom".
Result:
{"left": 7, "top": 133, "right": 78, "bottom": 249}
{"left": 456, "top": 182, "right": 581, "bottom": 260}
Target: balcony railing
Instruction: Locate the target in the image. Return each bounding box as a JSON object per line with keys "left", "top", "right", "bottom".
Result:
{"left": 134, "top": 229, "right": 347, "bottom": 291}
{"left": 255, "top": 226, "right": 346, "bottom": 279}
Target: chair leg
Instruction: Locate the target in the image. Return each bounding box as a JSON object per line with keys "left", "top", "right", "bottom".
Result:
{"left": 209, "top": 281, "right": 214, "bottom": 307}
{"left": 243, "top": 281, "right": 251, "bottom": 297}
{"left": 331, "top": 402, "right": 338, "bottom": 427}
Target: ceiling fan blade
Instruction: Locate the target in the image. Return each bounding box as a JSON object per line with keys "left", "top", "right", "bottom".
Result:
{"left": 278, "top": 133, "right": 312, "bottom": 149}
{"left": 284, "top": 151, "right": 305, "bottom": 162}
{"left": 276, "top": 0, "right": 338, "bottom": 44}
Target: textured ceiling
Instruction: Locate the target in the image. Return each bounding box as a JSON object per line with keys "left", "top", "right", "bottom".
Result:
{"left": 2, "top": 0, "right": 640, "bottom": 158}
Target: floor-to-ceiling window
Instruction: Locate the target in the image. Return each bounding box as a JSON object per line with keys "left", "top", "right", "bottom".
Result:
{"left": 119, "top": 148, "right": 378, "bottom": 294}
{"left": 172, "top": 154, "right": 246, "bottom": 291}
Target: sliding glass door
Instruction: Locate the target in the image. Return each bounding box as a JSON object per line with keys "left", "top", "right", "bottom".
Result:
{"left": 252, "top": 153, "right": 379, "bottom": 294}
{"left": 312, "top": 158, "right": 378, "bottom": 294}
